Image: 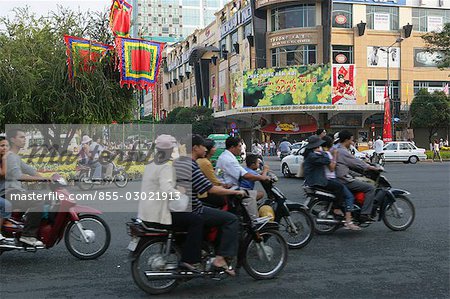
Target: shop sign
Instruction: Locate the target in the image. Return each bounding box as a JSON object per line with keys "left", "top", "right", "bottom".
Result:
{"left": 333, "top": 0, "right": 406, "bottom": 5}
{"left": 221, "top": 5, "right": 252, "bottom": 38}
{"left": 268, "top": 33, "right": 314, "bottom": 48}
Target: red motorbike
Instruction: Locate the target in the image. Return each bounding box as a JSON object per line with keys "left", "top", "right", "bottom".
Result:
{"left": 0, "top": 174, "right": 111, "bottom": 259}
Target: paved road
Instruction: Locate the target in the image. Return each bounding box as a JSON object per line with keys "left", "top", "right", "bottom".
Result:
{"left": 1, "top": 159, "right": 449, "bottom": 299}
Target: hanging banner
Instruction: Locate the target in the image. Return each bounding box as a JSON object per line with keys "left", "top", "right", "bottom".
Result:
{"left": 382, "top": 86, "right": 392, "bottom": 142}
{"left": 230, "top": 72, "right": 244, "bottom": 109}
{"left": 367, "top": 46, "right": 400, "bottom": 68}
{"left": 373, "top": 13, "right": 390, "bottom": 31}
{"left": 427, "top": 16, "right": 443, "bottom": 33}
{"left": 374, "top": 86, "right": 386, "bottom": 103}
{"left": 332, "top": 64, "right": 357, "bottom": 105}
{"left": 115, "top": 37, "right": 165, "bottom": 91}
{"left": 63, "top": 35, "right": 113, "bottom": 80}
{"left": 110, "top": 0, "right": 132, "bottom": 37}
{"left": 243, "top": 64, "right": 331, "bottom": 107}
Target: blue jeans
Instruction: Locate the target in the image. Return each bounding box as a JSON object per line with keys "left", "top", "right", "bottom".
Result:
{"left": 331, "top": 179, "right": 355, "bottom": 212}
{"left": 0, "top": 196, "right": 12, "bottom": 218}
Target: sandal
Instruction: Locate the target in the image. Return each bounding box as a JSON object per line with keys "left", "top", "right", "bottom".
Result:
{"left": 344, "top": 221, "right": 362, "bottom": 231}
{"left": 212, "top": 259, "right": 236, "bottom": 277}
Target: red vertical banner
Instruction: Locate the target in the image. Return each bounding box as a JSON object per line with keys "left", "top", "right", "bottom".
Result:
{"left": 382, "top": 85, "right": 392, "bottom": 142}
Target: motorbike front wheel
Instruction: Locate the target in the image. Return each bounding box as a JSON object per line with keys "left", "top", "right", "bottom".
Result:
{"left": 242, "top": 229, "right": 288, "bottom": 280}
{"left": 131, "top": 239, "right": 180, "bottom": 295}
{"left": 279, "top": 208, "right": 314, "bottom": 249}
{"left": 65, "top": 215, "right": 111, "bottom": 260}
{"left": 383, "top": 195, "right": 415, "bottom": 231}
{"left": 114, "top": 170, "right": 129, "bottom": 188}
{"left": 308, "top": 199, "right": 340, "bottom": 234}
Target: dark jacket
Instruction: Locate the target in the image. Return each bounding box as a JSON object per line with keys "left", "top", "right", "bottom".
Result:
{"left": 303, "top": 151, "right": 330, "bottom": 187}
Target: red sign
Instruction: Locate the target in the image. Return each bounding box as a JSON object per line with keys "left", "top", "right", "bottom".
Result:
{"left": 335, "top": 54, "right": 348, "bottom": 64}
{"left": 335, "top": 15, "right": 347, "bottom": 25}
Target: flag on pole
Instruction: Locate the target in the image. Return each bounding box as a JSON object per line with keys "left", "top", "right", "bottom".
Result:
{"left": 64, "top": 35, "right": 113, "bottom": 80}
{"left": 382, "top": 85, "right": 393, "bottom": 142}
{"left": 223, "top": 92, "right": 228, "bottom": 104}
{"left": 109, "top": 0, "right": 132, "bottom": 37}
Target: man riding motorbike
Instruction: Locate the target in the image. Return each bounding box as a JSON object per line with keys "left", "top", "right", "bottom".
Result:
{"left": 0, "top": 136, "right": 12, "bottom": 243}
{"left": 335, "top": 130, "right": 380, "bottom": 222}
{"left": 373, "top": 136, "right": 384, "bottom": 164}
{"left": 278, "top": 137, "right": 292, "bottom": 159}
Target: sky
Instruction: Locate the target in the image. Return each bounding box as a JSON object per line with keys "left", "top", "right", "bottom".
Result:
{"left": 0, "top": 0, "right": 108, "bottom": 19}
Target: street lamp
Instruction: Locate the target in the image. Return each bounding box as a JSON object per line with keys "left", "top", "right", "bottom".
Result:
{"left": 380, "top": 37, "right": 404, "bottom": 140}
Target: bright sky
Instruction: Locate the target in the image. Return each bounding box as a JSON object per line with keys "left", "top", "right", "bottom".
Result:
{"left": 0, "top": 0, "right": 109, "bottom": 19}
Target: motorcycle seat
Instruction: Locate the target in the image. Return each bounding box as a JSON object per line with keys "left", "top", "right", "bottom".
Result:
{"left": 303, "top": 186, "right": 336, "bottom": 199}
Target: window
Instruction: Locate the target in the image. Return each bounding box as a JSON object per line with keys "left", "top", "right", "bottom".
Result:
{"left": 271, "top": 4, "right": 315, "bottom": 31}
{"left": 162, "top": 27, "right": 169, "bottom": 34}
{"left": 161, "top": 17, "right": 168, "bottom": 24}
{"left": 367, "top": 5, "right": 399, "bottom": 31}
{"left": 205, "top": 0, "right": 220, "bottom": 6}
{"left": 184, "top": 0, "right": 200, "bottom": 6}
{"left": 399, "top": 143, "right": 413, "bottom": 150}
{"left": 332, "top": 45, "right": 354, "bottom": 64}
{"left": 152, "top": 16, "right": 158, "bottom": 23}
{"left": 173, "top": 17, "right": 179, "bottom": 24}
{"left": 271, "top": 45, "right": 316, "bottom": 67}
{"left": 332, "top": 3, "right": 352, "bottom": 29}
{"left": 413, "top": 81, "right": 450, "bottom": 94}
{"left": 384, "top": 143, "right": 397, "bottom": 151}
{"left": 368, "top": 80, "right": 400, "bottom": 104}
{"left": 412, "top": 8, "right": 450, "bottom": 32}
{"left": 244, "top": 22, "right": 253, "bottom": 38}
{"left": 183, "top": 8, "right": 201, "bottom": 26}
{"left": 230, "top": 31, "right": 238, "bottom": 54}
{"left": 219, "top": 38, "right": 227, "bottom": 55}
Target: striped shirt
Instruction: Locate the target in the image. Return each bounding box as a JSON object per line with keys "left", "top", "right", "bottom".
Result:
{"left": 173, "top": 156, "right": 213, "bottom": 214}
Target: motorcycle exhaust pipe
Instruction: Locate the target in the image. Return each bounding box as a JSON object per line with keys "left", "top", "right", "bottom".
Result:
{"left": 315, "top": 219, "right": 341, "bottom": 225}
{"left": 144, "top": 271, "right": 203, "bottom": 280}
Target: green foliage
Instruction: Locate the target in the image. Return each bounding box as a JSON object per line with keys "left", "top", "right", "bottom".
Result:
{"left": 410, "top": 89, "right": 450, "bottom": 142}
{"left": 163, "top": 106, "right": 214, "bottom": 137}
{"left": 0, "top": 7, "right": 135, "bottom": 131}
{"left": 422, "top": 23, "right": 450, "bottom": 69}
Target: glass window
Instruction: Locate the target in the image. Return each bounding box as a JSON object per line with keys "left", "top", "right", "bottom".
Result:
{"left": 230, "top": 31, "right": 238, "bottom": 54}
{"left": 244, "top": 22, "right": 253, "bottom": 38}
{"left": 184, "top": 0, "right": 200, "bottom": 6}
{"left": 162, "top": 27, "right": 169, "bottom": 34}
{"left": 412, "top": 8, "right": 450, "bottom": 32}
{"left": 183, "top": 8, "right": 201, "bottom": 26}
{"left": 332, "top": 45, "right": 354, "bottom": 64}
{"left": 173, "top": 17, "right": 179, "bottom": 24}
{"left": 271, "top": 45, "right": 316, "bottom": 67}
{"left": 368, "top": 80, "right": 400, "bottom": 104}
{"left": 366, "top": 5, "right": 399, "bottom": 31}
{"left": 384, "top": 143, "right": 397, "bottom": 151}
{"left": 205, "top": 0, "right": 220, "bottom": 6}
{"left": 271, "top": 4, "right": 316, "bottom": 31}
{"left": 332, "top": 3, "right": 352, "bottom": 29}
{"left": 399, "top": 143, "right": 411, "bottom": 150}
{"left": 413, "top": 81, "right": 450, "bottom": 94}
{"left": 161, "top": 17, "right": 168, "bottom": 24}
{"left": 219, "top": 38, "right": 227, "bottom": 56}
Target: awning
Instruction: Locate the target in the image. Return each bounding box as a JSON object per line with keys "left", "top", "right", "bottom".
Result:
{"left": 261, "top": 123, "right": 317, "bottom": 135}
{"left": 188, "top": 46, "right": 220, "bottom": 65}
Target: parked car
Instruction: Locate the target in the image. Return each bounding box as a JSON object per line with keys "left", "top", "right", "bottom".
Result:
{"left": 362, "top": 141, "right": 427, "bottom": 164}
{"left": 281, "top": 143, "right": 368, "bottom": 178}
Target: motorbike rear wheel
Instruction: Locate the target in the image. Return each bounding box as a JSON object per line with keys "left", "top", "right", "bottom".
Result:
{"left": 114, "top": 170, "right": 129, "bottom": 188}
{"left": 242, "top": 229, "right": 288, "bottom": 280}
{"left": 131, "top": 239, "right": 179, "bottom": 295}
{"left": 65, "top": 215, "right": 111, "bottom": 260}
{"left": 77, "top": 171, "right": 94, "bottom": 190}
{"left": 308, "top": 199, "right": 340, "bottom": 235}
{"left": 279, "top": 208, "right": 314, "bottom": 249}
{"left": 383, "top": 195, "right": 415, "bottom": 231}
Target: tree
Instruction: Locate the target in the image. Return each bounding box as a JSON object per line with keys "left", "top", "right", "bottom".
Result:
{"left": 410, "top": 89, "right": 450, "bottom": 142}
{"left": 0, "top": 7, "right": 135, "bottom": 149}
{"left": 422, "top": 23, "right": 450, "bottom": 69}
{"left": 163, "top": 106, "right": 215, "bottom": 137}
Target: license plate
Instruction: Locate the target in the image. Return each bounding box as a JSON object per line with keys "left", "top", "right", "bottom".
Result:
{"left": 127, "top": 237, "right": 140, "bottom": 252}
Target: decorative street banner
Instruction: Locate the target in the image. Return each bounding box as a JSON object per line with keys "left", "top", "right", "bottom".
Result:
{"left": 230, "top": 72, "right": 243, "bottom": 109}
{"left": 382, "top": 85, "right": 392, "bottom": 142}
{"left": 242, "top": 64, "right": 331, "bottom": 107}
{"left": 367, "top": 46, "right": 400, "bottom": 68}
{"left": 110, "top": 0, "right": 133, "bottom": 37}
{"left": 64, "top": 35, "right": 113, "bottom": 80}
{"left": 332, "top": 64, "right": 356, "bottom": 105}
{"left": 115, "top": 37, "right": 165, "bottom": 91}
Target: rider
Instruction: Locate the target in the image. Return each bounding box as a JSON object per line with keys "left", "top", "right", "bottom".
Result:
{"left": 335, "top": 130, "right": 380, "bottom": 222}
{"left": 373, "top": 136, "right": 384, "bottom": 164}
{"left": 278, "top": 137, "right": 292, "bottom": 157}
{"left": 79, "top": 135, "right": 102, "bottom": 182}
{"left": 0, "top": 136, "right": 12, "bottom": 243}
{"left": 239, "top": 154, "right": 269, "bottom": 201}
{"left": 6, "top": 129, "right": 46, "bottom": 246}
{"left": 175, "top": 134, "right": 246, "bottom": 276}
{"left": 216, "top": 137, "right": 270, "bottom": 222}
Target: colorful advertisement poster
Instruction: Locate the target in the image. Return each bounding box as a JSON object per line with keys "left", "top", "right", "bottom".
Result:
{"left": 242, "top": 64, "right": 331, "bottom": 107}
{"left": 230, "top": 72, "right": 243, "bottom": 109}
{"left": 332, "top": 64, "right": 356, "bottom": 105}
{"left": 367, "top": 46, "right": 400, "bottom": 68}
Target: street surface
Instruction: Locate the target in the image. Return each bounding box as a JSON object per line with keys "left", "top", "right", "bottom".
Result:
{"left": 1, "top": 159, "right": 449, "bottom": 299}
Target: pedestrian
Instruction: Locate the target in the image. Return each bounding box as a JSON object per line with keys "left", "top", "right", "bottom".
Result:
{"left": 439, "top": 138, "right": 444, "bottom": 149}
{"left": 270, "top": 140, "right": 276, "bottom": 156}
{"left": 432, "top": 139, "right": 443, "bottom": 162}
{"left": 445, "top": 138, "right": 449, "bottom": 147}
{"left": 264, "top": 141, "right": 269, "bottom": 156}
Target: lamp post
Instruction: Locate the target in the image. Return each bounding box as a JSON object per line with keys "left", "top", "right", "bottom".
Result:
{"left": 382, "top": 37, "right": 404, "bottom": 141}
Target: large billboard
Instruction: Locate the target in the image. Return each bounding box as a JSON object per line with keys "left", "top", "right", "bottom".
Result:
{"left": 242, "top": 64, "right": 331, "bottom": 107}
{"left": 414, "top": 48, "right": 443, "bottom": 67}
{"left": 367, "top": 46, "right": 400, "bottom": 68}
{"left": 332, "top": 64, "right": 357, "bottom": 105}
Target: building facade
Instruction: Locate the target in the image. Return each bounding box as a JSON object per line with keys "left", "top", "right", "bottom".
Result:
{"left": 162, "top": 0, "right": 450, "bottom": 146}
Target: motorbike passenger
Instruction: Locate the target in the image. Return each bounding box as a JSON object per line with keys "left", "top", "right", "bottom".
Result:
{"left": 321, "top": 136, "right": 361, "bottom": 231}
{"left": 335, "top": 130, "right": 380, "bottom": 222}
{"left": 0, "top": 136, "right": 12, "bottom": 243}
{"left": 216, "top": 137, "right": 270, "bottom": 223}
{"left": 138, "top": 134, "right": 205, "bottom": 272}
{"left": 239, "top": 154, "right": 269, "bottom": 201}
{"left": 5, "top": 129, "right": 47, "bottom": 246}
{"left": 175, "top": 134, "right": 246, "bottom": 276}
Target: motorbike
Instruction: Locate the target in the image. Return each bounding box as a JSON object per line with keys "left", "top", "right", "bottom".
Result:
{"left": 370, "top": 152, "right": 386, "bottom": 166}
{"left": 127, "top": 195, "right": 288, "bottom": 295}
{"left": 0, "top": 174, "right": 111, "bottom": 259}
{"left": 258, "top": 172, "right": 314, "bottom": 249}
{"left": 75, "top": 161, "right": 129, "bottom": 190}
{"left": 304, "top": 167, "right": 415, "bottom": 234}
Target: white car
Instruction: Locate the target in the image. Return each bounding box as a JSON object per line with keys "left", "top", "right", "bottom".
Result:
{"left": 362, "top": 141, "right": 427, "bottom": 164}
{"left": 281, "top": 143, "right": 368, "bottom": 178}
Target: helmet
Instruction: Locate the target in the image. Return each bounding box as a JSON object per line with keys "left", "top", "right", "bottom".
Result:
{"left": 258, "top": 205, "right": 275, "bottom": 221}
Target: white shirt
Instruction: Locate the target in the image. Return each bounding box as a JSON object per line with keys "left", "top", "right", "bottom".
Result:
{"left": 216, "top": 149, "right": 248, "bottom": 186}
{"left": 324, "top": 151, "right": 336, "bottom": 179}
{"left": 374, "top": 139, "right": 384, "bottom": 153}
